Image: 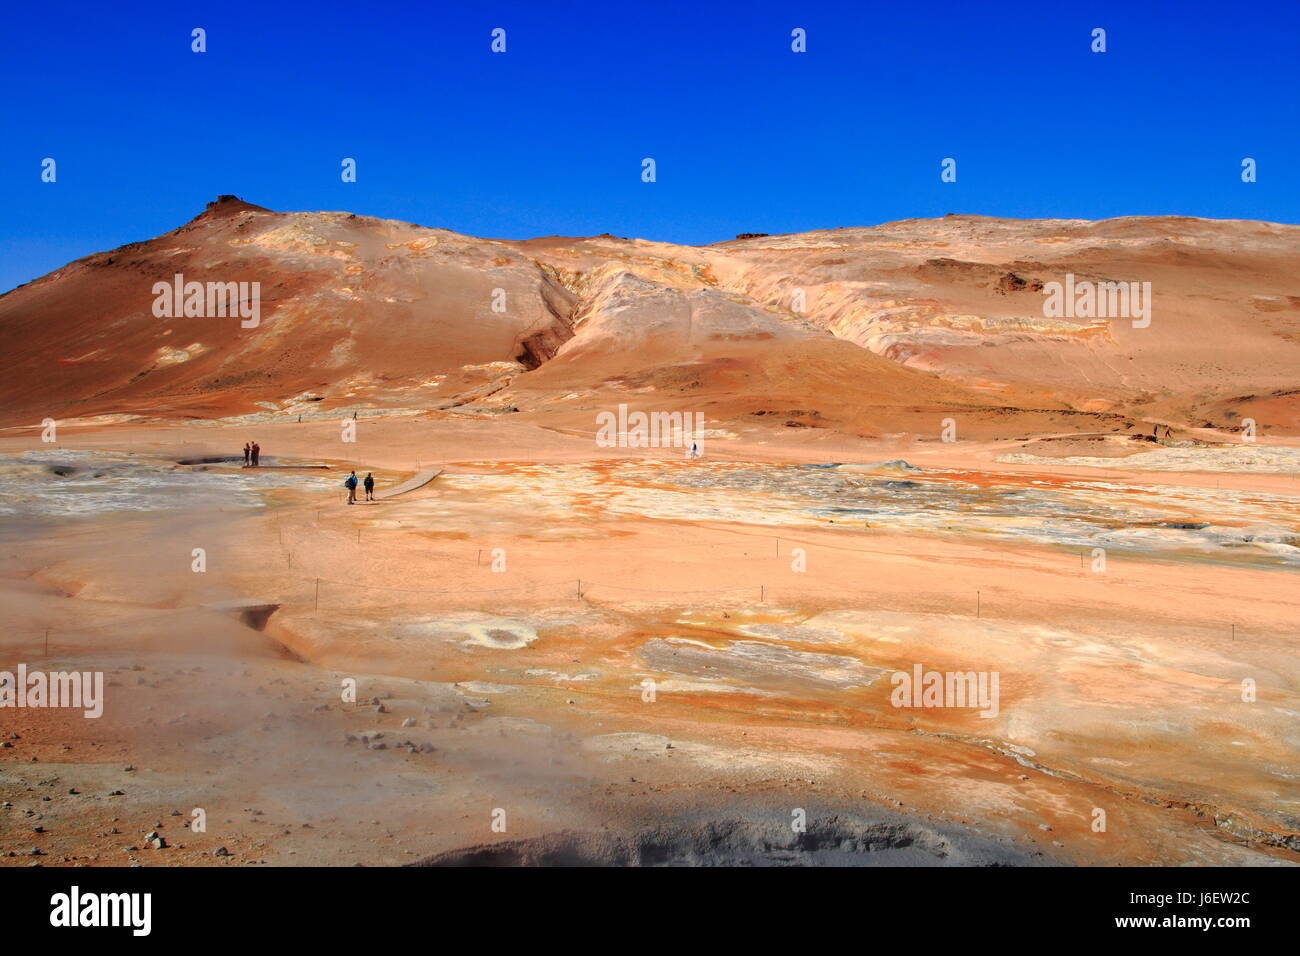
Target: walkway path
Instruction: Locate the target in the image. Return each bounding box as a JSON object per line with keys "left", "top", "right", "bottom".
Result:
{"left": 376, "top": 467, "right": 443, "bottom": 499}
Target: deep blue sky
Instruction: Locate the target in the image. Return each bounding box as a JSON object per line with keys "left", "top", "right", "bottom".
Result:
{"left": 2, "top": 0, "right": 1297, "bottom": 292}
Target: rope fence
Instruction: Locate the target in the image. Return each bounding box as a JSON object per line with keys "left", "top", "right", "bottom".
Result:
{"left": 300, "top": 571, "right": 991, "bottom": 614}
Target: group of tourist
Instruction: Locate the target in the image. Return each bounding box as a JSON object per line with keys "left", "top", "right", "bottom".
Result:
{"left": 344, "top": 471, "right": 376, "bottom": 504}
{"left": 239, "top": 442, "right": 377, "bottom": 504}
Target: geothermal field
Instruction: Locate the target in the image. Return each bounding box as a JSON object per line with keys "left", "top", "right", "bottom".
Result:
{"left": 1, "top": 197, "right": 1297, "bottom": 867}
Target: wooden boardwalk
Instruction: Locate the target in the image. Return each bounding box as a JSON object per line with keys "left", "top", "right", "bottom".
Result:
{"left": 375, "top": 467, "right": 443, "bottom": 499}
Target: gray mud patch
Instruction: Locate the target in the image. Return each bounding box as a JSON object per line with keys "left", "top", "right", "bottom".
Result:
{"left": 640, "top": 637, "right": 883, "bottom": 691}
{"left": 0, "top": 450, "right": 335, "bottom": 518}
{"left": 412, "top": 808, "right": 1049, "bottom": 867}
{"left": 398, "top": 616, "right": 539, "bottom": 649}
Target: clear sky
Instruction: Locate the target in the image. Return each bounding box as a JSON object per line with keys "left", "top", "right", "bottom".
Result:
{"left": 2, "top": 0, "right": 1297, "bottom": 292}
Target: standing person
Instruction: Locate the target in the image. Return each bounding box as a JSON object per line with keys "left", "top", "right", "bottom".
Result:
{"left": 243, "top": 442, "right": 251, "bottom": 467}
{"left": 345, "top": 471, "right": 358, "bottom": 505}
{"left": 363, "top": 472, "right": 375, "bottom": 501}
{"left": 251, "top": 441, "right": 261, "bottom": 467}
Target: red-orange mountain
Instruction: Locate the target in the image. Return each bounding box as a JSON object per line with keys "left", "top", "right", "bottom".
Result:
{"left": 3, "top": 196, "right": 1296, "bottom": 439}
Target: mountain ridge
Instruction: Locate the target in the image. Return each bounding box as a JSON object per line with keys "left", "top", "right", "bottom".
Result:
{"left": 2, "top": 197, "right": 1296, "bottom": 440}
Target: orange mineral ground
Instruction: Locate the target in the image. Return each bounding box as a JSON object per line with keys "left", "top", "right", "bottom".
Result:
{"left": 0, "top": 198, "right": 1296, "bottom": 865}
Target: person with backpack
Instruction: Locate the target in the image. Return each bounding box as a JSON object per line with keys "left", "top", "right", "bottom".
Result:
{"left": 363, "top": 473, "right": 375, "bottom": 501}
{"left": 344, "top": 471, "right": 359, "bottom": 504}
